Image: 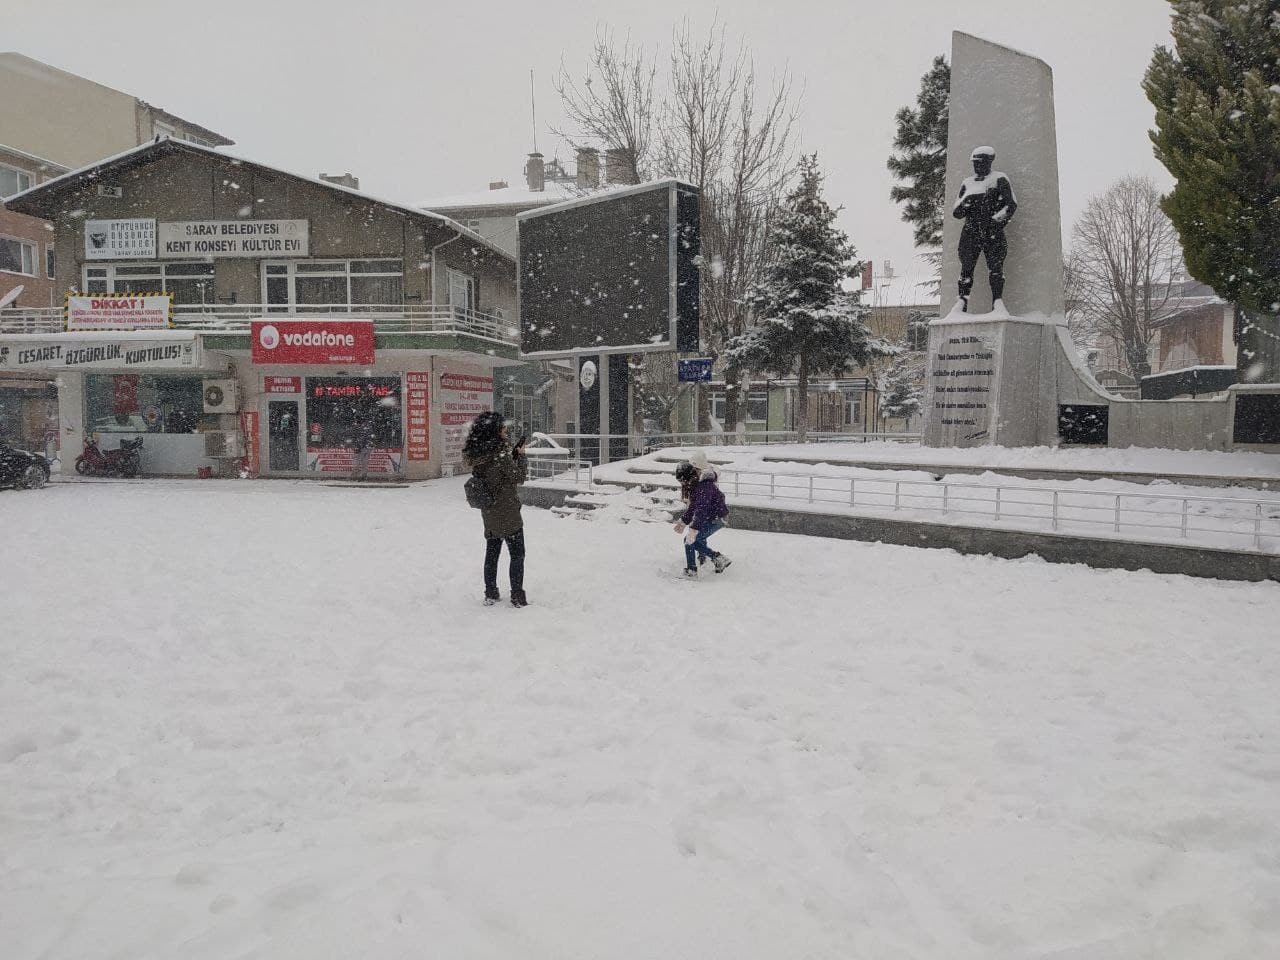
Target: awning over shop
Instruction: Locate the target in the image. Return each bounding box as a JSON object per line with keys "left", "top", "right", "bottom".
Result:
{"left": 0, "top": 330, "right": 206, "bottom": 372}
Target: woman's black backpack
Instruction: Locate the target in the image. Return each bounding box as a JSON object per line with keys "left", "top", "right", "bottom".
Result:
{"left": 465, "top": 472, "right": 495, "bottom": 510}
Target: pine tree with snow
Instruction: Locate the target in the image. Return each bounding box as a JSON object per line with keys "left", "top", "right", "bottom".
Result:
{"left": 724, "top": 155, "right": 894, "bottom": 441}
{"left": 1144, "top": 1, "right": 1280, "bottom": 382}
{"left": 888, "top": 55, "right": 950, "bottom": 290}
{"left": 880, "top": 356, "right": 924, "bottom": 431}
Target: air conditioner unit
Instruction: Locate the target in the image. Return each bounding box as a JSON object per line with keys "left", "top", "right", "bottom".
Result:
{"left": 204, "top": 431, "right": 244, "bottom": 459}
{"left": 203, "top": 378, "right": 239, "bottom": 413}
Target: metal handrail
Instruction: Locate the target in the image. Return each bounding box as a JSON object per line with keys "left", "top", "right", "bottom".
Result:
{"left": 629, "top": 465, "right": 1280, "bottom": 553}
{"left": 524, "top": 454, "right": 593, "bottom": 487}
{"left": 540, "top": 431, "right": 921, "bottom": 460}
{"left": 0, "top": 303, "right": 518, "bottom": 342}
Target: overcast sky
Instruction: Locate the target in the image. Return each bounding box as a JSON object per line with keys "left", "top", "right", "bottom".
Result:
{"left": 10, "top": 0, "right": 1175, "bottom": 301}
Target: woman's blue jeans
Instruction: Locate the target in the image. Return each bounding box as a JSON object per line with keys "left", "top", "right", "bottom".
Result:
{"left": 684, "top": 519, "right": 724, "bottom": 570}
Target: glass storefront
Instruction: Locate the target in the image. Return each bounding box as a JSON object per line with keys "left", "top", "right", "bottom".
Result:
{"left": 0, "top": 383, "right": 58, "bottom": 454}
{"left": 298, "top": 376, "right": 403, "bottom": 475}
{"left": 84, "top": 374, "right": 212, "bottom": 434}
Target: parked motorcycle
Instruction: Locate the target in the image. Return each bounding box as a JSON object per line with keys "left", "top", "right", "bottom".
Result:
{"left": 0, "top": 443, "right": 51, "bottom": 490}
{"left": 75, "top": 436, "right": 143, "bottom": 478}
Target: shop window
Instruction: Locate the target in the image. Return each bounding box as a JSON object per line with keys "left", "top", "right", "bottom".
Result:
{"left": 499, "top": 382, "right": 548, "bottom": 435}
{"left": 305, "top": 377, "right": 403, "bottom": 449}
{"left": 0, "top": 236, "right": 36, "bottom": 276}
{"left": 710, "top": 391, "right": 767, "bottom": 424}
{"left": 0, "top": 165, "right": 32, "bottom": 199}
{"left": 262, "top": 259, "right": 403, "bottom": 311}
{"left": 81, "top": 262, "right": 215, "bottom": 303}
{"left": 85, "top": 374, "right": 210, "bottom": 434}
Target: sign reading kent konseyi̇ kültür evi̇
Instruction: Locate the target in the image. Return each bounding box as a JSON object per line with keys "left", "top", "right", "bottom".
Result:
{"left": 83, "top": 219, "right": 310, "bottom": 259}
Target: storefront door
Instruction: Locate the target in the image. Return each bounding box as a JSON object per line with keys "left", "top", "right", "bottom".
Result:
{"left": 268, "top": 400, "right": 301, "bottom": 472}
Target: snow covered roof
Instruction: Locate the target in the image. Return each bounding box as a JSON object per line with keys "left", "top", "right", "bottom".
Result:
{"left": 518, "top": 178, "right": 695, "bottom": 221}
{"left": 418, "top": 180, "right": 578, "bottom": 212}
{"left": 4, "top": 138, "right": 512, "bottom": 263}
{"left": 854, "top": 266, "right": 941, "bottom": 309}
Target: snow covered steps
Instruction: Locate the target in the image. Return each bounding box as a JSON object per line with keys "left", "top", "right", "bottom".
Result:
{"left": 548, "top": 485, "right": 685, "bottom": 524}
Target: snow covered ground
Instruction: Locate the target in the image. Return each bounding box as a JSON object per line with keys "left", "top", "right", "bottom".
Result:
{"left": 3, "top": 478, "right": 1280, "bottom": 959}
{"left": 582, "top": 447, "right": 1280, "bottom": 554}
{"left": 711, "top": 440, "right": 1280, "bottom": 480}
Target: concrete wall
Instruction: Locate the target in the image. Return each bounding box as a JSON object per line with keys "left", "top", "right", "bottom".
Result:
{"left": 940, "top": 33, "right": 1064, "bottom": 318}
{"left": 521, "top": 484, "right": 1280, "bottom": 583}
{"left": 0, "top": 53, "right": 141, "bottom": 167}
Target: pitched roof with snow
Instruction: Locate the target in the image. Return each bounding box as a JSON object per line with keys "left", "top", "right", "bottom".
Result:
{"left": 417, "top": 180, "right": 579, "bottom": 213}
{"left": 4, "top": 138, "right": 512, "bottom": 263}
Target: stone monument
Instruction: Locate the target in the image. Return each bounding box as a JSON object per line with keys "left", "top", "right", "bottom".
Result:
{"left": 924, "top": 32, "right": 1084, "bottom": 448}
{"left": 920, "top": 31, "right": 1269, "bottom": 453}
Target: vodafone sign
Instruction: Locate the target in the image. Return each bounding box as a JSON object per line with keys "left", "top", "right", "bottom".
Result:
{"left": 250, "top": 320, "right": 375, "bottom": 365}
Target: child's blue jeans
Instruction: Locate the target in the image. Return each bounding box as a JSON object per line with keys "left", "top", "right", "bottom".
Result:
{"left": 684, "top": 519, "right": 724, "bottom": 569}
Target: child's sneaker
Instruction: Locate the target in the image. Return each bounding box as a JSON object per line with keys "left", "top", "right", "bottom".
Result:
{"left": 511, "top": 591, "right": 529, "bottom": 608}
{"left": 483, "top": 594, "right": 500, "bottom": 606}
{"left": 712, "top": 554, "right": 732, "bottom": 574}
{"left": 682, "top": 567, "right": 699, "bottom": 579}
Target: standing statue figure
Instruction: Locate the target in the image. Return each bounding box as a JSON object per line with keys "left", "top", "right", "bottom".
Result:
{"left": 953, "top": 146, "right": 1018, "bottom": 312}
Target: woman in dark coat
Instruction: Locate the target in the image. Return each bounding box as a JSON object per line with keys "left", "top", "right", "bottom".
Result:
{"left": 463, "top": 412, "right": 529, "bottom": 607}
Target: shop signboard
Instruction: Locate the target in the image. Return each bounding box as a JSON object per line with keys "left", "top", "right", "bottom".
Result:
{"left": 406, "top": 372, "right": 430, "bottom": 462}
{"left": 439, "top": 371, "right": 493, "bottom": 465}
{"left": 66, "top": 294, "right": 171, "bottom": 331}
{"left": 158, "top": 220, "right": 309, "bottom": 258}
{"left": 240, "top": 410, "right": 260, "bottom": 477}
{"left": 84, "top": 219, "right": 156, "bottom": 260}
{"left": 251, "top": 320, "right": 374, "bottom": 365}
{"left": 305, "top": 448, "right": 401, "bottom": 475}
{"left": 0, "top": 335, "right": 200, "bottom": 371}
{"left": 677, "top": 357, "right": 713, "bottom": 382}
{"left": 264, "top": 375, "right": 302, "bottom": 394}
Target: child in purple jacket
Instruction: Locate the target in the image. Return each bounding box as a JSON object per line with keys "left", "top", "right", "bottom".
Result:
{"left": 673, "top": 451, "right": 731, "bottom": 578}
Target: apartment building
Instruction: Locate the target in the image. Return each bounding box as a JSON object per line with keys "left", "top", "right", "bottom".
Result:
{"left": 0, "top": 52, "right": 233, "bottom": 311}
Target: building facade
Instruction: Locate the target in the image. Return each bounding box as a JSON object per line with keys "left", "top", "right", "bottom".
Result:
{"left": 0, "top": 52, "right": 233, "bottom": 314}
{"left": 2, "top": 139, "right": 519, "bottom": 478}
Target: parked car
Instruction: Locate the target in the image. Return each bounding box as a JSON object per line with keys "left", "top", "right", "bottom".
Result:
{"left": 0, "top": 443, "right": 51, "bottom": 490}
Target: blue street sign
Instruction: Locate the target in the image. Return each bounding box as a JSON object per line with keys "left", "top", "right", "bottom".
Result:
{"left": 678, "top": 358, "right": 713, "bottom": 383}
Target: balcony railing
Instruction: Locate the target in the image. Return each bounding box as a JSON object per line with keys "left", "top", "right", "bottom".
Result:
{"left": 0, "top": 304, "right": 519, "bottom": 344}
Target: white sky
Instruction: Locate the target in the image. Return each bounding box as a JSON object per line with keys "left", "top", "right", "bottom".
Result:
{"left": 9, "top": 0, "right": 1175, "bottom": 302}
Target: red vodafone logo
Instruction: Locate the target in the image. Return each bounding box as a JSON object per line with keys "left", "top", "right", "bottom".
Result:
{"left": 250, "top": 320, "right": 374, "bottom": 365}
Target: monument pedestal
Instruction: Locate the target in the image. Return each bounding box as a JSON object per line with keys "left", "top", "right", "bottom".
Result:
{"left": 923, "top": 308, "right": 1114, "bottom": 448}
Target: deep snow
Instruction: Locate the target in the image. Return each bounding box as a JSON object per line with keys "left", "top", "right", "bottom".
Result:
{"left": 2, "top": 478, "right": 1279, "bottom": 959}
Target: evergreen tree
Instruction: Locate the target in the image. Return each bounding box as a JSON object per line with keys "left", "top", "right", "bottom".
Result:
{"left": 880, "top": 356, "right": 924, "bottom": 431}
{"left": 1144, "top": 1, "right": 1280, "bottom": 381}
{"left": 724, "top": 155, "right": 893, "bottom": 440}
{"left": 888, "top": 55, "right": 950, "bottom": 286}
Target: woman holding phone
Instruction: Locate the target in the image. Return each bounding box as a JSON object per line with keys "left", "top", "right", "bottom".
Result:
{"left": 462, "top": 412, "right": 530, "bottom": 607}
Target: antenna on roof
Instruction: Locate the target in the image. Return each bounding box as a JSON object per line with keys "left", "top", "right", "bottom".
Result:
{"left": 530, "top": 69, "right": 538, "bottom": 153}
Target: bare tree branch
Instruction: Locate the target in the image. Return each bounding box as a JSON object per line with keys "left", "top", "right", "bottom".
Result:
{"left": 1068, "top": 176, "right": 1184, "bottom": 380}
{"left": 555, "top": 19, "right": 800, "bottom": 430}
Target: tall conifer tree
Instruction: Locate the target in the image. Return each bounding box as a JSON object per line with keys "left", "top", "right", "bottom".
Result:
{"left": 1145, "top": 0, "right": 1280, "bottom": 380}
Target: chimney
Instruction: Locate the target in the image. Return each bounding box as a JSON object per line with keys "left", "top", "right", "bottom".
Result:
{"left": 576, "top": 147, "right": 599, "bottom": 190}
{"left": 320, "top": 172, "right": 359, "bottom": 190}
{"left": 604, "top": 147, "right": 635, "bottom": 185}
{"left": 524, "top": 152, "right": 545, "bottom": 192}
